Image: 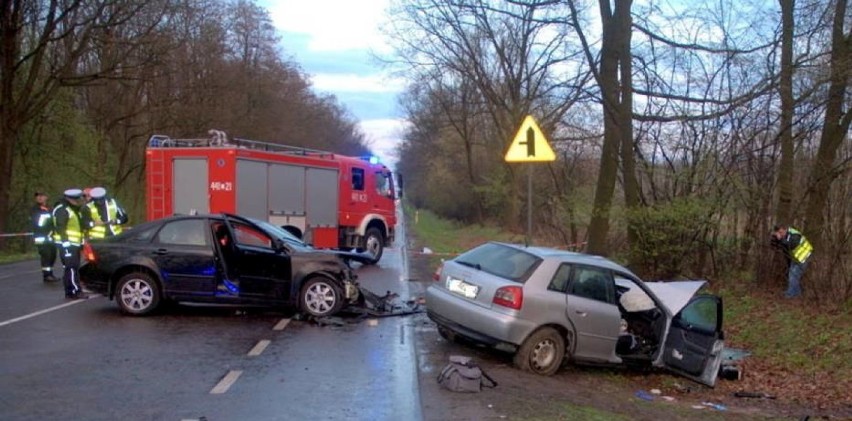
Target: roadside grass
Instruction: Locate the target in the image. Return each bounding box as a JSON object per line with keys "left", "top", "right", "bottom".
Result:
{"left": 517, "top": 402, "right": 632, "bottom": 421}
{"left": 0, "top": 252, "right": 36, "bottom": 265}
{"left": 405, "top": 205, "right": 524, "bottom": 275}
{"left": 405, "top": 205, "right": 521, "bottom": 254}
{"left": 719, "top": 282, "right": 851, "bottom": 377}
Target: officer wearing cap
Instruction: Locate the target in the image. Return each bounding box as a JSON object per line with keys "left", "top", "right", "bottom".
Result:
{"left": 86, "top": 187, "right": 128, "bottom": 240}
{"left": 53, "top": 189, "right": 88, "bottom": 299}
{"left": 31, "top": 191, "right": 58, "bottom": 282}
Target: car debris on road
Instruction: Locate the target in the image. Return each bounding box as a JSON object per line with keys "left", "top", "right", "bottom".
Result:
{"left": 302, "top": 286, "right": 425, "bottom": 327}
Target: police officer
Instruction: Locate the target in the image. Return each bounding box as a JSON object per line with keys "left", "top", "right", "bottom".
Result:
{"left": 771, "top": 224, "right": 814, "bottom": 298}
{"left": 31, "top": 191, "right": 58, "bottom": 282}
{"left": 53, "top": 189, "right": 87, "bottom": 299}
{"left": 86, "top": 187, "right": 128, "bottom": 239}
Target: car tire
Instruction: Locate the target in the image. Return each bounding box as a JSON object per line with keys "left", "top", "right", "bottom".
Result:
{"left": 116, "top": 272, "right": 161, "bottom": 316}
{"left": 300, "top": 277, "right": 344, "bottom": 317}
{"left": 363, "top": 227, "right": 384, "bottom": 264}
{"left": 514, "top": 327, "right": 565, "bottom": 376}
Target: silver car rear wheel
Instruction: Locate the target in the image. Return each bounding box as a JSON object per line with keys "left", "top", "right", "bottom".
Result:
{"left": 514, "top": 327, "right": 565, "bottom": 376}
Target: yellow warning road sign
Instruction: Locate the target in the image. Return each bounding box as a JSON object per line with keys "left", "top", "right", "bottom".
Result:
{"left": 504, "top": 115, "right": 555, "bottom": 162}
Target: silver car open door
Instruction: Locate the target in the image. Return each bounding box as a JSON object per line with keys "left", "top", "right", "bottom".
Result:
{"left": 661, "top": 295, "right": 724, "bottom": 386}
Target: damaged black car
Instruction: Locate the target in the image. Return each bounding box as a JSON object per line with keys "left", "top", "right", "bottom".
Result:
{"left": 80, "top": 213, "right": 363, "bottom": 317}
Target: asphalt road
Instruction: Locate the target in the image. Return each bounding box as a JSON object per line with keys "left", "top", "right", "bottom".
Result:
{"left": 0, "top": 213, "right": 421, "bottom": 421}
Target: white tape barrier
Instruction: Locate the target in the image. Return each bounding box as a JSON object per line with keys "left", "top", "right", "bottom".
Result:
{"left": 0, "top": 232, "right": 32, "bottom": 238}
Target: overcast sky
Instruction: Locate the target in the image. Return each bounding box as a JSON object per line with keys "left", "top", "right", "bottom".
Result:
{"left": 258, "top": 0, "right": 407, "bottom": 168}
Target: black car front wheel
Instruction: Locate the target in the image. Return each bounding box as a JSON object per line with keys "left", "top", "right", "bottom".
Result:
{"left": 514, "top": 327, "right": 565, "bottom": 376}
{"left": 116, "top": 272, "right": 161, "bottom": 316}
{"left": 300, "top": 277, "right": 344, "bottom": 317}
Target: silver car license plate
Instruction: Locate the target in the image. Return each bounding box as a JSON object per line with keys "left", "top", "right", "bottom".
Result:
{"left": 447, "top": 278, "right": 479, "bottom": 298}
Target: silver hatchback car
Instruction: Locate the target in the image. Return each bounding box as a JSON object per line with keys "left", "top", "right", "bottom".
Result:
{"left": 426, "top": 242, "right": 724, "bottom": 386}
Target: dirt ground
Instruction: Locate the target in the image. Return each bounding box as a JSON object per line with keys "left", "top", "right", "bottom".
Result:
{"left": 405, "top": 252, "right": 851, "bottom": 421}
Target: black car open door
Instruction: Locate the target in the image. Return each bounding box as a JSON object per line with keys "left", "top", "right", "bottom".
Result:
{"left": 662, "top": 295, "right": 725, "bottom": 386}
{"left": 223, "top": 217, "right": 292, "bottom": 301}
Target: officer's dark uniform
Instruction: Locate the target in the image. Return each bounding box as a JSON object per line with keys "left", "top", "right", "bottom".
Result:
{"left": 31, "top": 192, "right": 57, "bottom": 282}
{"left": 53, "top": 189, "right": 87, "bottom": 299}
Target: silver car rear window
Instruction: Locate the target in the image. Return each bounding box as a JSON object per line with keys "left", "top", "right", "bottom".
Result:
{"left": 454, "top": 243, "right": 542, "bottom": 283}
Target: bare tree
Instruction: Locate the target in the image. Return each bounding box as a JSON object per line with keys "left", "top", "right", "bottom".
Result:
{"left": 387, "top": 0, "right": 590, "bottom": 227}
{"left": 803, "top": 0, "right": 852, "bottom": 249}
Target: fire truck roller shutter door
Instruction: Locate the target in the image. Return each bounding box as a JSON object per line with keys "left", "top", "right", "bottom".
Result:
{"left": 173, "top": 159, "right": 209, "bottom": 215}
{"left": 269, "top": 164, "right": 308, "bottom": 238}
{"left": 305, "top": 167, "right": 339, "bottom": 248}
{"left": 236, "top": 159, "right": 268, "bottom": 220}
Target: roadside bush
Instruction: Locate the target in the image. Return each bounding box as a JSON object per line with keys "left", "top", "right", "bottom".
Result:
{"left": 626, "top": 198, "right": 714, "bottom": 280}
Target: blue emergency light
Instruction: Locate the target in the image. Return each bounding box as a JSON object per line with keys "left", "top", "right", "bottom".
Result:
{"left": 360, "top": 155, "right": 381, "bottom": 165}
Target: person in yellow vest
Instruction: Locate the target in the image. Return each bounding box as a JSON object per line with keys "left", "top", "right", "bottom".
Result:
{"left": 771, "top": 224, "right": 814, "bottom": 298}
{"left": 53, "top": 189, "right": 88, "bottom": 299}
{"left": 86, "top": 187, "right": 128, "bottom": 239}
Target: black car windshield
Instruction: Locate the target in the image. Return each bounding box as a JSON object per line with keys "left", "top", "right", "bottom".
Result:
{"left": 247, "top": 218, "right": 312, "bottom": 251}
{"left": 454, "top": 242, "right": 541, "bottom": 283}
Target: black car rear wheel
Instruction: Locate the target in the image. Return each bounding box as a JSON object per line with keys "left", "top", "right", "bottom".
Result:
{"left": 116, "top": 272, "right": 161, "bottom": 316}
{"left": 514, "top": 327, "right": 565, "bottom": 376}
{"left": 300, "top": 277, "right": 343, "bottom": 317}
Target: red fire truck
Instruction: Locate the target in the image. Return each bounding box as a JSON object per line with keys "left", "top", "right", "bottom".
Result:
{"left": 145, "top": 131, "right": 397, "bottom": 264}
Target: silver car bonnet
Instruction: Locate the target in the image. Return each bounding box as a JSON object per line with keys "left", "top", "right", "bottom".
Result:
{"left": 643, "top": 280, "right": 707, "bottom": 316}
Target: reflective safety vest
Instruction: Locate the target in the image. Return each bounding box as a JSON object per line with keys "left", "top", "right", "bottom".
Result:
{"left": 789, "top": 228, "right": 813, "bottom": 264}
{"left": 87, "top": 199, "right": 123, "bottom": 239}
{"left": 53, "top": 206, "right": 83, "bottom": 246}
{"left": 34, "top": 212, "right": 52, "bottom": 244}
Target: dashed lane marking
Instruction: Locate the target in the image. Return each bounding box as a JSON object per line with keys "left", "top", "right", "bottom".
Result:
{"left": 209, "top": 370, "right": 242, "bottom": 394}
{"left": 247, "top": 339, "right": 271, "bottom": 357}
{"left": 0, "top": 295, "right": 101, "bottom": 328}
{"left": 273, "top": 318, "right": 291, "bottom": 331}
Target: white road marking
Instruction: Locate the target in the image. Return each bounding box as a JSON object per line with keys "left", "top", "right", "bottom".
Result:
{"left": 272, "top": 318, "right": 291, "bottom": 331}
{"left": 247, "top": 339, "right": 271, "bottom": 357}
{"left": 0, "top": 270, "right": 38, "bottom": 280}
{"left": 209, "top": 370, "right": 242, "bottom": 394}
{"left": 0, "top": 295, "right": 101, "bottom": 328}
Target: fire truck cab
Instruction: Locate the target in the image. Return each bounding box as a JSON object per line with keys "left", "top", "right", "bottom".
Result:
{"left": 146, "top": 132, "right": 397, "bottom": 264}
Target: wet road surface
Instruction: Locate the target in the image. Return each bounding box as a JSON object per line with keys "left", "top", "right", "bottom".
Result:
{"left": 0, "top": 213, "right": 421, "bottom": 420}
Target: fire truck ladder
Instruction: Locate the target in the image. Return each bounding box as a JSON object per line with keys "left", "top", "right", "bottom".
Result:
{"left": 147, "top": 135, "right": 169, "bottom": 217}
{"left": 146, "top": 130, "right": 336, "bottom": 160}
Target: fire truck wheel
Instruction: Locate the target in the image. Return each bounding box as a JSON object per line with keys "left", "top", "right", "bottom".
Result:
{"left": 116, "top": 272, "right": 161, "bottom": 316}
{"left": 300, "top": 277, "right": 344, "bottom": 317}
{"left": 364, "top": 227, "right": 384, "bottom": 264}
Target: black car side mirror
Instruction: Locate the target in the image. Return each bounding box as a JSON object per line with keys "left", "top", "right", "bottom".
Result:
{"left": 273, "top": 239, "right": 288, "bottom": 253}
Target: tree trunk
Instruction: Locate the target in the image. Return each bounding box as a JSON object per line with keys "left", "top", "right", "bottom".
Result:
{"left": 776, "top": 0, "right": 796, "bottom": 225}
{"left": 0, "top": 0, "right": 20, "bottom": 243}
{"left": 587, "top": 0, "right": 634, "bottom": 256}
{"left": 617, "top": 0, "right": 640, "bottom": 250}
{"left": 804, "top": 0, "right": 851, "bottom": 250}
